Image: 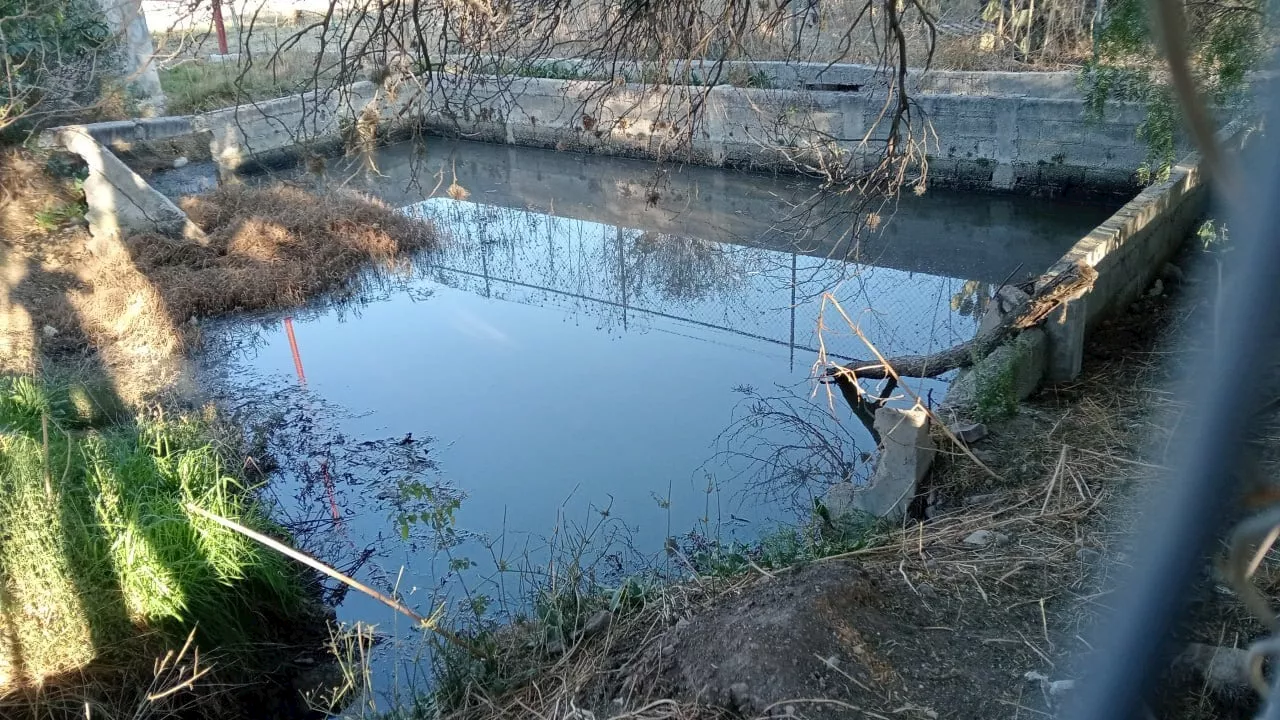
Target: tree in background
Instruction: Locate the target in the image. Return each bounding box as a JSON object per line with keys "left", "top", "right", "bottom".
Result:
{"left": 0, "top": 0, "right": 119, "bottom": 135}
{"left": 1084, "top": 0, "right": 1269, "bottom": 180}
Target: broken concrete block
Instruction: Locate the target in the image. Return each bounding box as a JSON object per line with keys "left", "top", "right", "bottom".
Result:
{"left": 824, "top": 405, "right": 934, "bottom": 522}
{"left": 55, "top": 128, "right": 205, "bottom": 246}
{"left": 944, "top": 329, "right": 1048, "bottom": 419}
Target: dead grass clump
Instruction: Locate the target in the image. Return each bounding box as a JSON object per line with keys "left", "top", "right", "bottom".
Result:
{"left": 0, "top": 181, "right": 438, "bottom": 400}
{"left": 124, "top": 184, "right": 439, "bottom": 322}
{"left": 0, "top": 149, "right": 85, "bottom": 241}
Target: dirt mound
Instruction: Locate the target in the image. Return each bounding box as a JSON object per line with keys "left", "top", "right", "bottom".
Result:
{"left": 602, "top": 559, "right": 1033, "bottom": 719}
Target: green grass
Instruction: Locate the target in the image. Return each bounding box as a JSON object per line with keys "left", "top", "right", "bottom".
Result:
{"left": 0, "top": 373, "right": 305, "bottom": 686}
{"left": 159, "top": 53, "right": 335, "bottom": 115}
{"left": 33, "top": 199, "right": 85, "bottom": 231}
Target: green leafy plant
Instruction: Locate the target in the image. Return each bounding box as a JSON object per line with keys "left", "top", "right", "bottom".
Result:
{"left": 0, "top": 0, "right": 115, "bottom": 132}
{"left": 0, "top": 373, "right": 308, "bottom": 682}
{"left": 1082, "top": 0, "right": 1268, "bottom": 182}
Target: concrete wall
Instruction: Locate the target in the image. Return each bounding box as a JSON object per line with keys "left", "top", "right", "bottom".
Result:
{"left": 190, "top": 80, "right": 424, "bottom": 171}
{"left": 410, "top": 73, "right": 1147, "bottom": 196}
{"left": 505, "top": 57, "right": 1084, "bottom": 98}
{"left": 943, "top": 122, "right": 1250, "bottom": 418}
{"left": 168, "top": 65, "right": 1149, "bottom": 195}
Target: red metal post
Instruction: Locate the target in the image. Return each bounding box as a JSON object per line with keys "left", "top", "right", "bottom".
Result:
{"left": 211, "top": 0, "right": 230, "bottom": 55}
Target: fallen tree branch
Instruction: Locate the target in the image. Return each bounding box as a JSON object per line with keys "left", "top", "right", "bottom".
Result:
{"left": 828, "top": 260, "right": 1098, "bottom": 381}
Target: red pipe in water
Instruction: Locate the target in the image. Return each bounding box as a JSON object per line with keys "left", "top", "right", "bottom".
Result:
{"left": 211, "top": 0, "right": 230, "bottom": 55}
{"left": 284, "top": 317, "right": 307, "bottom": 385}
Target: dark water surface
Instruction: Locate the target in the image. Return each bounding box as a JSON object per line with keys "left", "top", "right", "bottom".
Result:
{"left": 194, "top": 137, "right": 1120, "bottom": 698}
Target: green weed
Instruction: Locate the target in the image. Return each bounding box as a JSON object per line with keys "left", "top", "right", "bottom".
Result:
{"left": 33, "top": 199, "right": 85, "bottom": 231}
{"left": 0, "top": 373, "right": 306, "bottom": 684}
{"left": 685, "top": 504, "right": 887, "bottom": 577}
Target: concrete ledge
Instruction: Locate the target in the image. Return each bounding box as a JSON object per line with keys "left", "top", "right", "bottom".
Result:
{"left": 941, "top": 119, "right": 1252, "bottom": 420}
{"left": 152, "top": 69, "right": 1152, "bottom": 195}
{"left": 466, "top": 57, "right": 1086, "bottom": 98}
{"left": 38, "top": 117, "right": 195, "bottom": 148}
{"left": 1036, "top": 120, "right": 1254, "bottom": 378}
{"left": 51, "top": 128, "right": 205, "bottom": 246}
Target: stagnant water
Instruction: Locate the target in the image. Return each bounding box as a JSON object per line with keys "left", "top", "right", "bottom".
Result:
{"left": 193, "top": 137, "right": 1119, "bottom": 696}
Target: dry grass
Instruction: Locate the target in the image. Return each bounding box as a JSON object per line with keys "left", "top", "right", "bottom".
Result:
{"left": 138, "top": 184, "right": 437, "bottom": 320}
{"left": 0, "top": 150, "right": 85, "bottom": 242}
{"left": 1, "top": 178, "right": 440, "bottom": 400}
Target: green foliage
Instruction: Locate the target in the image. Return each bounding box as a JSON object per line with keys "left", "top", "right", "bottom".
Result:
{"left": 159, "top": 55, "right": 337, "bottom": 115}
{"left": 1083, "top": 0, "right": 1268, "bottom": 183}
{"left": 972, "top": 344, "right": 1025, "bottom": 424}
{"left": 974, "top": 362, "right": 1017, "bottom": 424}
{"left": 0, "top": 373, "right": 306, "bottom": 678}
{"left": 686, "top": 504, "right": 887, "bottom": 578}
{"left": 1197, "top": 218, "right": 1231, "bottom": 251}
{"left": 1135, "top": 87, "right": 1178, "bottom": 183}
{"left": 0, "top": 0, "right": 114, "bottom": 130}
{"left": 33, "top": 198, "right": 86, "bottom": 231}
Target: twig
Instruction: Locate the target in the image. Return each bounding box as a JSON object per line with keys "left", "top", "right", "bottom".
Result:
{"left": 1040, "top": 445, "right": 1067, "bottom": 515}
{"left": 185, "top": 503, "right": 486, "bottom": 658}
{"left": 41, "top": 413, "right": 51, "bottom": 499}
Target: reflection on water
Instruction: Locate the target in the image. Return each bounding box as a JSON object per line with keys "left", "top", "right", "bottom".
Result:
{"left": 195, "top": 137, "right": 1120, "bottom": 698}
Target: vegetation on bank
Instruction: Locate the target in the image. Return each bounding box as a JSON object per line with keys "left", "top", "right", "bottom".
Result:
{"left": 0, "top": 372, "right": 308, "bottom": 703}
{"left": 353, "top": 508, "right": 890, "bottom": 719}
{"left": 159, "top": 52, "right": 341, "bottom": 115}
{"left": 0, "top": 148, "right": 443, "bottom": 715}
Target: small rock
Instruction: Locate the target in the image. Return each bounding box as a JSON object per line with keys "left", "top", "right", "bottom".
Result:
{"left": 41, "top": 325, "right": 58, "bottom": 338}
{"left": 1076, "top": 547, "right": 1102, "bottom": 565}
{"left": 972, "top": 449, "right": 998, "bottom": 465}
{"left": 949, "top": 421, "right": 989, "bottom": 444}
{"left": 963, "top": 493, "right": 999, "bottom": 507}
{"left": 1147, "top": 278, "right": 1164, "bottom": 297}
{"left": 1173, "top": 643, "right": 1253, "bottom": 696}
{"left": 580, "top": 609, "right": 612, "bottom": 637}
{"left": 1161, "top": 262, "right": 1186, "bottom": 284}
{"left": 728, "top": 682, "right": 752, "bottom": 710}
{"left": 963, "top": 529, "right": 1007, "bottom": 546}
{"left": 172, "top": 155, "right": 189, "bottom": 169}
{"left": 916, "top": 582, "right": 938, "bottom": 599}
{"left": 660, "top": 644, "right": 675, "bottom": 658}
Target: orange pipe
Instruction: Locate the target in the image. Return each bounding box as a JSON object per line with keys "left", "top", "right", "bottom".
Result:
{"left": 284, "top": 317, "right": 307, "bottom": 385}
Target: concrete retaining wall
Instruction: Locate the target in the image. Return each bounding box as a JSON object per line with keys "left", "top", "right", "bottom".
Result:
{"left": 173, "top": 66, "right": 1149, "bottom": 195}
{"left": 190, "top": 80, "right": 427, "bottom": 172}
{"left": 944, "top": 123, "right": 1250, "bottom": 419}
{"left": 411, "top": 73, "right": 1147, "bottom": 196}
{"left": 504, "top": 57, "right": 1084, "bottom": 98}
